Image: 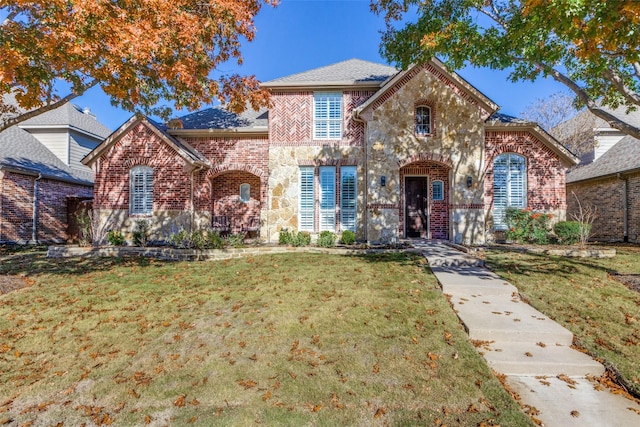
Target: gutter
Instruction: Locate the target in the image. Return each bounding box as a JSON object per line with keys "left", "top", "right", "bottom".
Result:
{"left": 32, "top": 172, "right": 42, "bottom": 243}
{"left": 617, "top": 173, "right": 629, "bottom": 242}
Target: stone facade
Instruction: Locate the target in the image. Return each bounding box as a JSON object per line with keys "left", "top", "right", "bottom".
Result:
{"left": 0, "top": 170, "right": 92, "bottom": 243}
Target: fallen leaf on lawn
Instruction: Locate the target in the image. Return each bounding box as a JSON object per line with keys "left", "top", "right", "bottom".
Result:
{"left": 373, "top": 363, "right": 380, "bottom": 374}
{"left": 238, "top": 379, "right": 257, "bottom": 389}
{"left": 173, "top": 395, "right": 186, "bottom": 407}
{"left": 374, "top": 407, "right": 386, "bottom": 418}
{"left": 428, "top": 352, "right": 439, "bottom": 361}
{"left": 311, "top": 404, "right": 322, "bottom": 412}
{"left": 467, "top": 403, "right": 479, "bottom": 413}
{"left": 187, "top": 416, "right": 198, "bottom": 423}
{"left": 262, "top": 390, "right": 272, "bottom": 401}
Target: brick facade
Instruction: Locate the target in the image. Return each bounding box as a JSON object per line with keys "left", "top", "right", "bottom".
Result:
{"left": 0, "top": 170, "right": 92, "bottom": 243}
{"left": 484, "top": 130, "right": 568, "bottom": 232}
{"left": 567, "top": 171, "right": 640, "bottom": 242}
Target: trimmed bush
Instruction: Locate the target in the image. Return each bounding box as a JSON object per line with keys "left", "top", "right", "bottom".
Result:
{"left": 505, "top": 208, "right": 552, "bottom": 244}
{"left": 554, "top": 221, "right": 584, "bottom": 245}
{"left": 278, "top": 229, "right": 310, "bottom": 247}
{"left": 340, "top": 230, "right": 356, "bottom": 245}
{"left": 106, "top": 230, "right": 125, "bottom": 246}
{"left": 317, "top": 231, "right": 336, "bottom": 248}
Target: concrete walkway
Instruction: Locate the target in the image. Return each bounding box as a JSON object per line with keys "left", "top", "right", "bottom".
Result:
{"left": 415, "top": 240, "right": 640, "bottom": 427}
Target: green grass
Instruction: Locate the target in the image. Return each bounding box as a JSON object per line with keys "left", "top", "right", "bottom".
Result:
{"left": 485, "top": 247, "right": 640, "bottom": 396}
{"left": 0, "top": 249, "right": 532, "bottom": 426}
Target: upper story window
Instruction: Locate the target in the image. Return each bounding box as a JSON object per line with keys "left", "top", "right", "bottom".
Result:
{"left": 314, "top": 92, "right": 342, "bottom": 139}
{"left": 415, "top": 105, "right": 432, "bottom": 136}
{"left": 130, "top": 166, "right": 153, "bottom": 215}
{"left": 240, "top": 183, "right": 251, "bottom": 202}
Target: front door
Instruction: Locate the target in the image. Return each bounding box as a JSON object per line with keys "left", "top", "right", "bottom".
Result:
{"left": 405, "top": 177, "right": 429, "bottom": 238}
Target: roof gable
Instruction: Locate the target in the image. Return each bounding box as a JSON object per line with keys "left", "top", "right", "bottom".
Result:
{"left": 262, "top": 58, "right": 398, "bottom": 89}
{"left": 354, "top": 59, "right": 499, "bottom": 121}
{"left": 82, "top": 115, "right": 210, "bottom": 168}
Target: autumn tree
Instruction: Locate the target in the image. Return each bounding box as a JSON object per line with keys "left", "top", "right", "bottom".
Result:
{"left": 0, "top": 0, "right": 277, "bottom": 131}
{"left": 371, "top": 0, "right": 640, "bottom": 139}
{"left": 520, "top": 91, "right": 595, "bottom": 159}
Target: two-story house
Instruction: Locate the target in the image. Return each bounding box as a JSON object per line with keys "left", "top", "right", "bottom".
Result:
{"left": 0, "top": 102, "right": 111, "bottom": 243}
{"left": 84, "top": 59, "right": 577, "bottom": 245}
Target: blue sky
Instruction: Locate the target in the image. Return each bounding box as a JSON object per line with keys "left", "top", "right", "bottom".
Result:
{"left": 75, "top": 0, "right": 567, "bottom": 131}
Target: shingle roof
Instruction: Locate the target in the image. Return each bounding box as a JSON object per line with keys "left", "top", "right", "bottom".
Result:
{"left": 487, "top": 112, "right": 530, "bottom": 125}
{"left": 566, "top": 135, "right": 640, "bottom": 183}
{"left": 20, "top": 103, "right": 112, "bottom": 138}
{"left": 174, "top": 106, "right": 268, "bottom": 130}
{"left": 0, "top": 125, "right": 93, "bottom": 184}
{"left": 262, "top": 58, "right": 398, "bottom": 87}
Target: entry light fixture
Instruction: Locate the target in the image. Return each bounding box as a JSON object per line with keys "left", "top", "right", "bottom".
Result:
{"left": 381, "top": 176, "right": 386, "bottom": 187}
{"left": 466, "top": 176, "right": 473, "bottom": 188}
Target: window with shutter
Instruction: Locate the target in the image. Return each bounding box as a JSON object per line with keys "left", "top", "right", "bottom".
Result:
{"left": 493, "top": 153, "right": 527, "bottom": 229}
{"left": 314, "top": 92, "right": 342, "bottom": 139}
{"left": 340, "top": 166, "right": 357, "bottom": 232}
{"left": 299, "top": 167, "right": 315, "bottom": 231}
{"left": 130, "top": 166, "right": 153, "bottom": 215}
{"left": 319, "top": 166, "right": 336, "bottom": 231}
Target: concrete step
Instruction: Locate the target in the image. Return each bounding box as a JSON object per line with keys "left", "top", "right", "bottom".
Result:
{"left": 449, "top": 294, "right": 575, "bottom": 345}
{"left": 479, "top": 341, "right": 605, "bottom": 377}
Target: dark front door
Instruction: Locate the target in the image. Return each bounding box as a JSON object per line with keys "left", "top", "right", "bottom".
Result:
{"left": 405, "top": 177, "right": 429, "bottom": 238}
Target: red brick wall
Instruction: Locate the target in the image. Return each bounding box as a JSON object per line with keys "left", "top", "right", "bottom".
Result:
{"left": 269, "top": 91, "right": 374, "bottom": 147}
{"left": 0, "top": 171, "right": 91, "bottom": 243}
{"left": 399, "top": 162, "right": 450, "bottom": 239}
{"left": 211, "top": 172, "right": 261, "bottom": 233}
{"left": 484, "top": 131, "right": 567, "bottom": 217}
{"left": 93, "top": 123, "right": 191, "bottom": 213}
{"left": 567, "top": 171, "right": 640, "bottom": 242}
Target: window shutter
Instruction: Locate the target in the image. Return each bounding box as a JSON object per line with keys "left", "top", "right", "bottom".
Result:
{"left": 340, "top": 166, "right": 357, "bottom": 231}
{"left": 299, "top": 167, "right": 315, "bottom": 231}
{"left": 314, "top": 93, "right": 342, "bottom": 139}
{"left": 131, "top": 166, "right": 153, "bottom": 215}
{"left": 319, "top": 166, "right": 336, "bottom": 231}
{"left": 493, "top": 154, "right": 526, "bottom": 230}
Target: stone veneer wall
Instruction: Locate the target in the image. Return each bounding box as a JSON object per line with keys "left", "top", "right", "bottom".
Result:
{"left": 484, "top": 130, "right": 568, "bottom": 241}
{"left": 362, "top": 68, "right": 487, "bottom": 244}
{"left": 265, "top": 90, "right": 372, "bottom": 242}
{"left": 567, "top": 171, "right": 640, "bottom": 242}
{"left": 0, "top": 170, "right": 92, "bottom": 243}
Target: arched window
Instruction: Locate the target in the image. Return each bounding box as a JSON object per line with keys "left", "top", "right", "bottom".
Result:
{"left": 415, "top": 105, "right": 431, "bottom": 136}
{"left": 240, "top": 183, "right": 251, "bottom": 202}
{"left": 432, "top": 180, "right": 444, "bottom": 201}
{"left": 130, "top": 166, "right": 153, "bottom": 215}
{"left": 493, "top": 153, "right": 527, "bottom": 229}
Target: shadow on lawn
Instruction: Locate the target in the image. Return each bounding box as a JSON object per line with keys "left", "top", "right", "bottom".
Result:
{"left": 0, "top": 245, "right": 168, "bottom": 278}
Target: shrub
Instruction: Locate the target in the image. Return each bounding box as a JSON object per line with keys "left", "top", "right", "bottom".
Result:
{"left": 317, "top": 231, "right": 336, "bottom": 248}
{"left": 340, "top": 230, "right": 356, "bottom": 245}
{"left": 205, "top": 230, "right": 225, "bottom": 249}
{"left": 505, "top": 208, "right": 552, "bottom": 244}
{"left": 132, "top": 219, "right": 150, "bottom": 247}
{"left": 278, "top": 229, "right": 311, "bottom": 247}
{"left": 554, "top": 221, "right": 585, "bottom": 245}
{"left": 169, "top": 230, "right": 190, "bottom": 249}
{"left": 226, "top": 233, "right": 245, "bottom": 248}
{"left": 106, "top": 230, "right": 125, "bottom": 246}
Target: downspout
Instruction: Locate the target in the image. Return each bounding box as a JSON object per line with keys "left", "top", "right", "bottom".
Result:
{"left": 32, "top": 172, "right": 42, "bottom": 244}
{"left": 617, "top": 173, "right": 629, "bottom": 242}
{"left": 353, "top": 110, "right": 368, "bottom": 243}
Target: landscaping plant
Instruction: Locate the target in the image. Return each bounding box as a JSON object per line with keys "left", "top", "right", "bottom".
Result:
{"left": 106, "top": 230, "right": 125, "bottom": 246}
{"left": 505, "top": 207, "right": 552, "bottom": 244}
{"left": 340, "top": 230, "right": 356, "bottom": 245}
{"left": 316, "top": 231, "right": 336, "bottom": 248}
{"left": 132, "top": 219, "right": 150, "bottom": 247}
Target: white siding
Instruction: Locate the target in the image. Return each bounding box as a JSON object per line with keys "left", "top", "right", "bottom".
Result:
{"left": 29, "top": 129, "right": 69, "bottom": 165}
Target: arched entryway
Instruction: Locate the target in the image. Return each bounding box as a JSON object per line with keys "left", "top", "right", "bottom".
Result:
{"left": 210, "top": 170, "right": 262, "bottom": 234}
{"left": 399, "top": 161, "right": 450, "bottom": 239}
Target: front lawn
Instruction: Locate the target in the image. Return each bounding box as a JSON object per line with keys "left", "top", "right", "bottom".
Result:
{"left": 0, "top": 249, "right": 531, "bottom": 426}
{"left": 485, "top": 247, "right": 640, "bottom": 397}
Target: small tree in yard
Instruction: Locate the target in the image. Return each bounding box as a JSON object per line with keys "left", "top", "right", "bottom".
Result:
{"left": 570, "top": 192, "right": 597, "bottom": 248}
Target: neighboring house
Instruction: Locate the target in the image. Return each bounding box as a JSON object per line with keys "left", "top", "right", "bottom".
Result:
{"left": 84, "top": 59, "right": 577, "bottom": 245}
{"left": 566, "top": 109, "right": 640, "bottom": 242}
{"left": 0, "top": 103, "right": 111, "bottom": 243}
